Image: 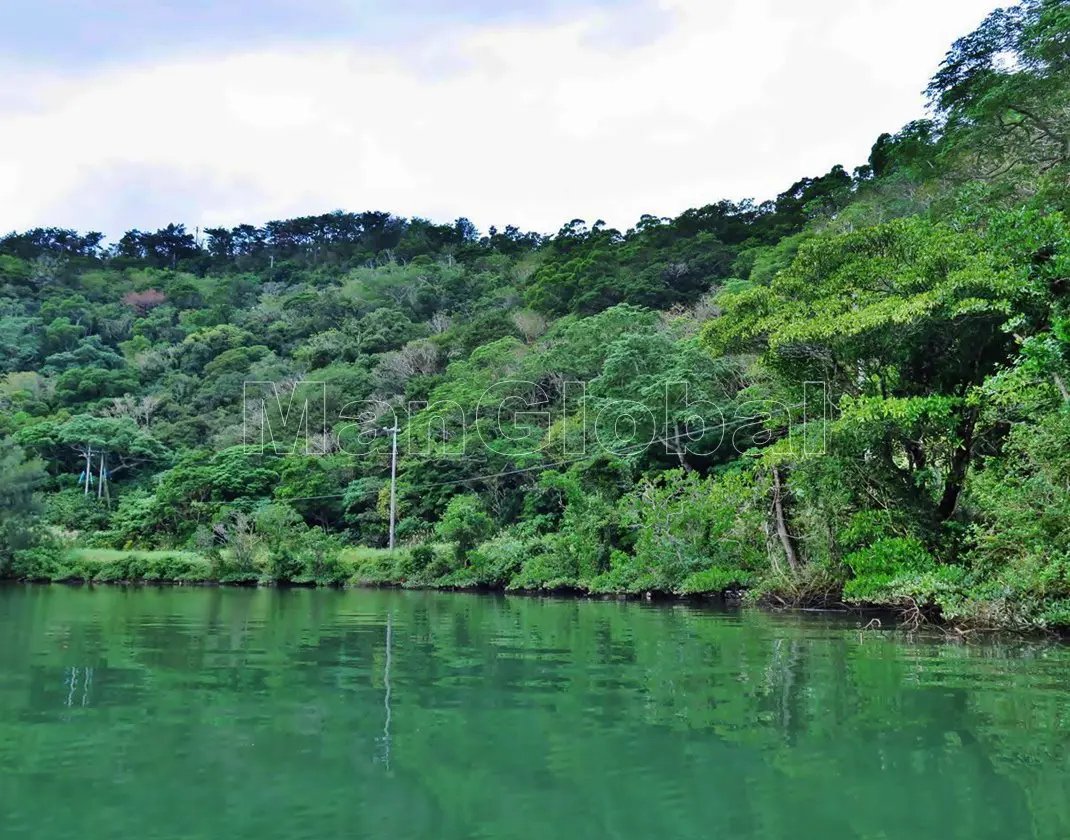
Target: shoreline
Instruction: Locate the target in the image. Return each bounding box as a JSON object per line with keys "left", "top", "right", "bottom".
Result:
{"left": 3, "top": 573, "right": 1058, "bottom": 641}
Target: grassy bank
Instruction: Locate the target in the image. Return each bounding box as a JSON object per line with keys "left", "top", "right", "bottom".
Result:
{"left": 9, "top": 546, "right": 410, "bottom": 588}
{"left": 4, "top": 544, "right": 1059, "bottom": 636}
{"left": 9, "top": 543, "right": 749, "bottom": 597}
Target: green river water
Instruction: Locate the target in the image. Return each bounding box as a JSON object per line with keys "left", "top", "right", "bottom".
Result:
{"left": 1, "top": 585, "right": 1069, "bottom": 839}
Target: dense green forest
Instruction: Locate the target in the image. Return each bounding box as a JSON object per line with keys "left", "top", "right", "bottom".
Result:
{"left": 2, "top": 0, "right": 1069, "bottom": 630}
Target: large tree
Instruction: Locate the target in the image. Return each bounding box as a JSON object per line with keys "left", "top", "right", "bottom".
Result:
{"left": 703, "top": 216, "right": 1031, "bottom": 525}
{"left": 928, "top": 0, "right": 1070, "bottom": 176}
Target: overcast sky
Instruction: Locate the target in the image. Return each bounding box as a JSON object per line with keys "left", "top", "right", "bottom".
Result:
{"left": 0, "top": 0, "right": 1000, "bottom": 239}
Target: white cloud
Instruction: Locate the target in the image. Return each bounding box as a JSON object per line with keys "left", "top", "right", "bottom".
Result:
{"left": 0, "top": 0, "right": 1000, "bottom": 237}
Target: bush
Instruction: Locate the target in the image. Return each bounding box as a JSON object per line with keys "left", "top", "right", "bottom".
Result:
{"left": 397, "top": 544, "right": 435, "bottom": 581}
{"left": 507, "top": 536, "right": 578, "bottom": 591}
{"left": 842, "top": 537, "right": 938, "bottom": 601}
{"left": 9, "top": 543, "right": 67, "bottom": 581}
{"left": 586, "top": 552, "right": 650, "bottom": 594}
{"left": 436, "top": 494, "right": 494, "bottom": 566}
{"left": 840, "top": 537, "right": 969, "bottom": 618}
{"left": 106, "top": 490, "right": 168, "bottom": 548}
{"left": 296, "top": 530, "right": 348, "bottom": 586}
{"left": 208, "top": 548, "right": 260, "bottom": 584}
{"left": 617, "top": 469, "right": 767, "bottom": 593}
{"left": 469, "top": 530, "right": 529, "bottom": 587}
{"left": 308, "top": 550, "right": 349, "bottom": 586}
{"left": 258, "top": 511, "right": 347, "bottom": 586}
{"left": 345, "top": 547, "right": 404, "bottom": 585}
{"left": 678, "top": 567, "right": 756, "bottom": 595}
{"left": 425, "top": 547, "right": 456, "bottom": 581}
{"left": 264, "top": 547, "right": 304, "bottom": 584}
{"left": 48, "top": 550, "right": 214, "bottom": 584}
{"left": 148, "top": 553, "right": 211, "bottom": 582}
{"left": 44, "top": 489, "right": 112, "bottom": 534}
{"left": 588, "top": 550, "right": 654, "bottom": 595}
{"left": 93, "top": 552, "right": 150, "bottom": 582}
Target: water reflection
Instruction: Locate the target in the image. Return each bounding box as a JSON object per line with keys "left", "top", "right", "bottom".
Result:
{"left": 0, "top": 586, "right": 1066, "bottom": 839}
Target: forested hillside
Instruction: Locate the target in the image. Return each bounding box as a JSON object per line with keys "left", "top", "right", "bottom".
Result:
{"left": 2, "top": 0, "right": 1069, "bottom": 630}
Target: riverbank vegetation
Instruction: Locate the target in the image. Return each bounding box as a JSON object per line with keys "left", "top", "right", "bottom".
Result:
{"left": 2, "top": 0, "right": 1070, "bottom": 629}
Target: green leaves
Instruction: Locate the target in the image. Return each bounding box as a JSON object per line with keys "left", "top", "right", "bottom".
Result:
{"left": 436, "top": 494, "right": 494, "bottom": 566}
{"left": 704, "top": 217, "right": 1022, "bottom": 399}
{"left": 0, "top": 437, "right": 47, "bottom": 577}
{"left": 606, "top": 468, "right": 765, "bottom": 595}
{"left": 0, "top": 438, "right": 46, "bottom": 521}
{"left": 928, "top": 0, "right": 1070, "bottom": 177}
{"left": 57, "top": 415, "right": 169, "bottom": 462}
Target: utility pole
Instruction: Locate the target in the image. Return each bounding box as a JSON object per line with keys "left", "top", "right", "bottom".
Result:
{"left": 385, "top": 426, "right": 399, "bottom": 550}
{"left": 83, "top": 445, "right": 93, "bottom": 495}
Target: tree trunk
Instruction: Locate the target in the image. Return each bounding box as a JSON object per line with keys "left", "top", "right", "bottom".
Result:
{"left": 102, "top": 453, "right": 111, "bottom": 506}
{"left": 937, "top": 408, "right": 978, "bottom": 522}
{"left": 1053, "top": 372, "right": 1069, "bottom": 403}
{"left": 667, "top": 422, "right": 693, "bottom": 472}
{"left": 772, "top": 467, "right": 799, "bottom": 573}
{"left": 903, "top": 438, "right": 927, "bottom": 472}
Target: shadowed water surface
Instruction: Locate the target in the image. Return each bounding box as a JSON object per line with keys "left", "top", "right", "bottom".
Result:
{"left": 1, "top": 586, "right": 1069, "bottom": 839}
